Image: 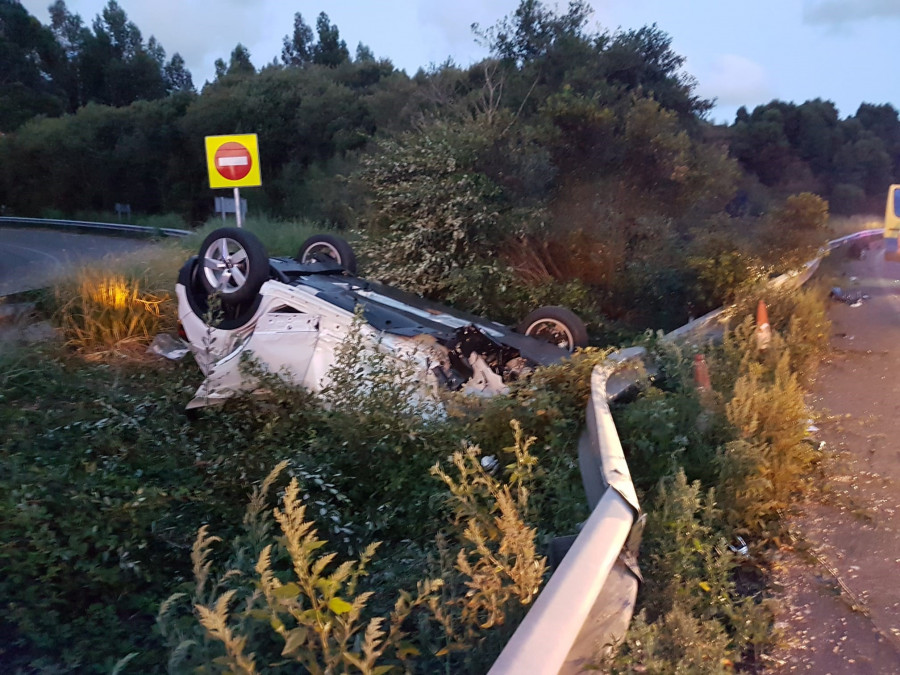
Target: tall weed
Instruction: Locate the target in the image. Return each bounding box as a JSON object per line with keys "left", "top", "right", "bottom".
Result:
{"left": 721, "top": 351, "right": 815, "bottom": 533}
{"left": 160, "top": 423, "right": 549, "bottom": 673}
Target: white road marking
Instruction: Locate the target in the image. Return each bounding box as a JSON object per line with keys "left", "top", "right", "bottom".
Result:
{"left": 1, "top": 242, "right": 63, "bottom": 266}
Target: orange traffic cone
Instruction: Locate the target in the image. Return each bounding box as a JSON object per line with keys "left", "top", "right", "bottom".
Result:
{"left": 693, "top": 354, "right": 711, "bottom": 391}
{"left": 756, "top": 300, "right": 771, "bottom": 350}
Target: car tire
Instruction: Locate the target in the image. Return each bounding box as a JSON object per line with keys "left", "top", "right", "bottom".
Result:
{"left": 198, "top": 227, "right": 269, "bottom": 306}
{"left": 297, "top": 234, "right": 357, "bottom": 274}
{"left": 517, "top": 306, "right": 589, "bottom": 352}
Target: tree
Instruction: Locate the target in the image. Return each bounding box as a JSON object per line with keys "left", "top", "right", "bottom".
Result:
{"left": 48, "top": 0, "right": 89, "bottom": 109}
{"left": 601, "top": 24, "right": 711, "bottom": 118}
{"left": 480, "top": 0, "right": 591, "bottom": 65}
{"left": 0, "top": 0, "right": 66, "bottom": 130}
{"left": 146, "top": 35, "right": 165, "bottom": 68}
{"left": 94, "top": 0, "right": 141, "bottom": 60}
{"left": 355, "top": 42, "right": 375, "bottom": 62}
{"left": 164, "top": 53, "right": 194, "bottom": 93}
{"left": 730, "top": 103, "right": 794, "bottom": 186}
{"left": 854, "top": 103, "right": 900, "bottom": 177}
{"left": 282, "top": 12, "right": 314, "bottom": 66}
{"left": 832, "top": 133, "right": 891, "bottom": 196}
{"left": 227, "top": 43, "right": 255, "bottom": 76}
{"left": 312, "top": 12, "right": 349, "bottom": 67}
{"left": 791, "top": 99, "right": 840, "bottom": 175}
{"left": 43, "top": 0, "right": 181, "bottom": 109}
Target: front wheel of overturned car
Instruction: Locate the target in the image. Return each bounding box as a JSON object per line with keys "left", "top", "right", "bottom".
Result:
{"left": 517, "top": 306, "right": 589, "bottom": 353}
{"left": 198, "top": 227, "right": 269, "bottom": 306}
{"left": 297, "top": 234, "right": 357, "bottom": 274}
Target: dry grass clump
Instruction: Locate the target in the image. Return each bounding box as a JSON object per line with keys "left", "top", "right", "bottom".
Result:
{"left": 53, "top": 269, "right": 173, "bottom": 357}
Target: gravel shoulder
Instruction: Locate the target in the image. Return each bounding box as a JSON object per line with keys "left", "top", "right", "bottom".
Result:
{"left": 767, "top": 242, "right": 900, "bottom": 673}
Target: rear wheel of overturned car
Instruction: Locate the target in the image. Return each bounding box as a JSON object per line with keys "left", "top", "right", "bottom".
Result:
{"left": 297, "top": 234, "right": 357, "bottom": 274}
{"left": 518, "top": 306, "right": 589, "bottom": 353}
{"left": 198, "top": 227, "right": 269, "bottom": 306}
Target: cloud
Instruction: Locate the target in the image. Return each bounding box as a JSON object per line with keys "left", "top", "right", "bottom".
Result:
{"left": 698, "top": 54, "right": 773, "bottom": 107}
{"left": 125, "top": 0, "right": 276, "bottom": 83}
{"left": 415, "top": 0, "right": 519, "bottom": 66}
{"left": 804, "top": 0, "right": 900, "bottom": 25}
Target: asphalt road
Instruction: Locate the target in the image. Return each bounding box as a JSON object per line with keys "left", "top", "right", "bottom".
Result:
{"left": 0, "top": 227, "right": 154, "bottom": 295}
{"left": 770, "top": 239, "right": 900, "bottom": 673}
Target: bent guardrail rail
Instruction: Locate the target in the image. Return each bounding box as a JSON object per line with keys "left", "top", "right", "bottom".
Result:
{"left": 490, "top": 348, "right": 645, "bottom": 674}
{"left": 491, "top": 228, "right": 885, "bottom": 673}
{"left": 0, "top": 216, "right": 191, "bottom": 238}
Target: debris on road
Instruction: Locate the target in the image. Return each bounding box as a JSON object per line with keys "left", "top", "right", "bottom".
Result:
{"left": 829, "top": 287, "right": 867, "bottom": 307}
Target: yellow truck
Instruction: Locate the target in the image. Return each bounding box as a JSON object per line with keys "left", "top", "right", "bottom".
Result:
{"left": 886, "top": 184, "right": 900, "bottom": 261}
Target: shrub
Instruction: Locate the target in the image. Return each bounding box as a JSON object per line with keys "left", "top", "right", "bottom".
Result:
{"left": 610, "top": 281, "right": 833, "bottom": 669}
{"left": 686, "top": 249, "right": 766, "bottom": 311}
{"left": 724, "top": 284, "right": 831, "bottom": 387}
{"left": 444, "top": 260, "right": 600, "bottom": 331}
{"left": 318, "top": 312, "right": 440, "bottom": 422}
{"left": 160, "top": 423, "right": 549, "bottom": 673}
{"left": 758, "top": 192, "right": 830, "bottom": 268}
{"left": 358, "top": 120, "right": 505, "bottom": 298}
{"left": 776, "top": 192, "right": 829, "bottom": 231}
{"left": 608, "top": 470, "right": 773, "bottom": 673}
{"left": 829, "top": 183, "right": 867, "bottom": 216}
{"left": 722, "top": 351, "right": 816, "bottom": 532}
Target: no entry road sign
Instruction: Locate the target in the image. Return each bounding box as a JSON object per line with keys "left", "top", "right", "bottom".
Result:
{"left": 205, "top": 134, "right": 262, "bottom": 188}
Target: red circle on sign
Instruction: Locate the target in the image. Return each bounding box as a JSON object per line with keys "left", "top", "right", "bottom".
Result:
{"left": 214, "top": 142, "right": 252, "bottom": 181}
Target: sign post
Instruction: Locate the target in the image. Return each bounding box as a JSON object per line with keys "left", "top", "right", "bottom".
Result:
{"left": 205, "top": 134, "right": 262, "bottom": 227}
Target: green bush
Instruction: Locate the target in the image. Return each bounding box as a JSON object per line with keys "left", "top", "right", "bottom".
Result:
{"left": 358, "top": 119, "right": 506, "bottom": 298}
{"left": 159, "top": 424, "right": 549, "bottom": 673}
{"left": 608, "top": 470, "right": 773, "bottom": 673}
{"left": 758, "top": 192, "right": 830, "bottom": 269}
{"left": 611, "top": 283, "right": 831, "bottom": 669}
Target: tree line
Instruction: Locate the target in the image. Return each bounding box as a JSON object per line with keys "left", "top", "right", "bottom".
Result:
{"left": 0, "top": 0, "right": 895, "bottom": 329}
{"left": 731, "top": 98, "right": 900, "bottom": 214}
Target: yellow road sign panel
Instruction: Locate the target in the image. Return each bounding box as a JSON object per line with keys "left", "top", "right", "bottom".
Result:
{"left": 205, "top": 134, "right": 262, "bottom": 188}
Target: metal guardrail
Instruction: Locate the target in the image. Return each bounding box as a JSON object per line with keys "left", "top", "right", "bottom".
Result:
{"left": 663, "top": 228, "right": 884, "bottom": 346}
{"left": 0, "top": 216, "right": 191, "bottom": 238}
{"left": 491, "top": 228, "right": 886, "bottom": 674}
{"left": 490, "top": 349, "right": 645, "bottom": 674}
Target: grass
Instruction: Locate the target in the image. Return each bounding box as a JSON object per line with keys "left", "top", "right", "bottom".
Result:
{"left": 187, "top": 216, "right": 343, "bottom": 258}
{"left": 32, "top": 216, "right": 342, "bottom": 359}
{"left": 52, "top": 270, "right": 173, "bottom": 357}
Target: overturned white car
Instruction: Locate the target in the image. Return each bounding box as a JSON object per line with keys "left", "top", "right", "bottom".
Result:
{"left": 176, "top": 228, "right": 589, "bottom": 408}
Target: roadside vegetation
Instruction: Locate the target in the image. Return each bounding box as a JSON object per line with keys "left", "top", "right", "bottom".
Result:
{"left": 1, "top": 219, "right": 836, "bottom": 673}
{"left": 0, "top": 292, "right": 603, "bottom": 671}
{"left": 0, "top": 0, "right": 868, "bottom": 671}
{"left": 606, "top": 284, "right": 831, "bottom": 672}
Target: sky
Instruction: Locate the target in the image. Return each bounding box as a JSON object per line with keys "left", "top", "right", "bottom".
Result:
{"left": 18, "top": 0, "right": 900, "bottom": 124}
